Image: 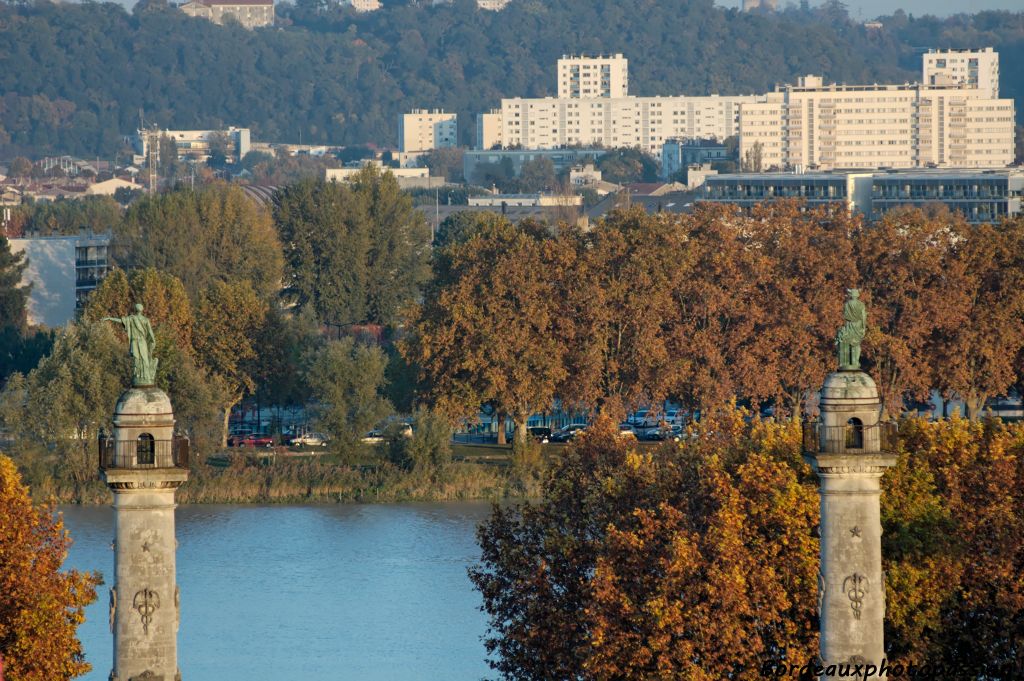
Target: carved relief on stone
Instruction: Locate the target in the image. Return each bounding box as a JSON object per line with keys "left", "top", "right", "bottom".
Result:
{"left": 133, "top": 588, "right": 160, "bottom": 634}
{"left": 129, "top": 672, "right": 164, "bottom": 681}
{"left": 109, "top": 587, "right": 117, "bottom": 633}
{"left": 843, "top": 573, "right": 868, "bottom": 620}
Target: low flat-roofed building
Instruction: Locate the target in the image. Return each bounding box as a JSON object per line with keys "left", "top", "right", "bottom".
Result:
{"left": 871, "top": 169, "right": 1024, "bottom": 224}
{"left": 325, "top": 162, "right": 446, "bottom": 189}
{"left": 701, "top": 172, "right": 874, "bottom": 213}
{"left": 468, "top": 193, "right": 582, "bottom": 208}
{"left": 701, "top": 169, "right": 1024, "bottom": 224}
{"left": 464, "top": 148, "right": 606, "bottom": 185}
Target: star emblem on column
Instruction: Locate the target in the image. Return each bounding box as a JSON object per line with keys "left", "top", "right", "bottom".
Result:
{"left": 850, "top": 526, "right": 862, "bottom": 538}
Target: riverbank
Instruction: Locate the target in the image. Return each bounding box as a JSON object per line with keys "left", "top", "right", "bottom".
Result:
{"left": 29, "top": 446, "right": 544, "bottom": 505}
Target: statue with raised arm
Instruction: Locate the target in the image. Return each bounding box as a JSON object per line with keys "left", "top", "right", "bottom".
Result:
{"left": 836, "top": 289, "right": 867, "bottom": 371}
{"left": 104, "top": 303, "right": 158, "bottom": 386}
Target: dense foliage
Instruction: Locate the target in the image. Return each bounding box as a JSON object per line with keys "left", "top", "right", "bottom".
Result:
{"left": 0, "top": 1, "right": 1021, "bottom": 156}
{"left": 0, "top": 454, "right": 100, "bottom": 680}
{"left": 471, "top": 414, "right": 1024, "bottom": 679}
{"left": 409, "top": 205, "right": 1024, "bottom": 422}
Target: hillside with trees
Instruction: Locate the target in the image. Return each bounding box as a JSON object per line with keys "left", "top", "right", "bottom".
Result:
{"left": 0, "top": 0, "right": 1021, "bottom": 157}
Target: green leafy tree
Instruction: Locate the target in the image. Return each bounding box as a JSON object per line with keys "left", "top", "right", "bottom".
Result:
{"left": 304, "top": 337, "right": 392, "bottom": 457}
{"left": 385, "top": 407, "right": 452, "bottom": 472}
{"left": 0, "top": 233, "right": 29, "bottom": 331}
{"left": 114, "top": 184, "right": 283, "bottom": 302}
{"left": 517, "top": 157, "right": 557, "bottom": 193}
{"left": 596, "top": 148, "right": 659, "bottom": 184}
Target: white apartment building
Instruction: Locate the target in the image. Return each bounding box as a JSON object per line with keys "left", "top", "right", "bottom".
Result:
{"left": 558, "top": 54, "right": 629, "bottom": 99}
{"left": 399, "top": 109, "right": 457, "bottom": 154}
{"left": 477, "top": 0, "right": 511, "bottom": 9}
{"left": 923, "top": 47, "right": 999, "bottom": 99}
{"left": 131, "top": 127, "right": 251, "bottom": 164}
{"left": 180, "top": 0, "right": 274, "bottom": 29}
{"left": 497, "top": 95, "right": 753, "bottom": 156}
{"left": 477, "top": 109, "right": 503, "bottom": 150}
{"left": 739, "top": 75, "right": 1014, "bottom": 171}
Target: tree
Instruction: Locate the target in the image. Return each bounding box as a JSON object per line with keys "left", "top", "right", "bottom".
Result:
{"left": 274, "top": 170, "right": 430, "bottom": 327}
{"left": 114, "top": 184, "right": 283, "bottom": 302}
{"left": 8, "top": 156, "right": 33, "bottom": 181}
{"left": 274, "top": 178, "right": 369, "bottom": 325}
{"left": 349, "top": 166, "right": 432, "bottom": 326}
{"left": 596, "top": 148, "right": 659, "bottom": 184}
{"left": 517, "top": 157, "right": 557, "bottom": 193}
{"left": 0, "top": 234, "right": 29, "bottom": 332}
{"left": 473, "top": 414, "right": 1024, "bottom": 680}
{"left": 855, "top": 209, "right": 970, "bottom": 418}
{"left": 471, "top": 415, "right": 820, "bottom": 680}
{"left": 933, "top": 220, "right": 1024, "bottom": 419}
{"left": 0, "top": 455, "right": 100, "bottom": 680}
{"left": 304, "top": 337, "right": 392, "bottom": 456}
{"left": 192, "top": 280, "right": 268, "bottom": 446}
{"left": 556, "top": 208, "right": 690, "bottom": 418}
{"left": 742, "top": 140, "right": 764, "bottom": 172}
{"left": 406, "top": 214, "right": 566, "bottom": 445}
{"left": 419, "top": 147, "right": 465, "bottom": 183}
{"left": 742, "top": 201, "right": 859, "bottom": 417}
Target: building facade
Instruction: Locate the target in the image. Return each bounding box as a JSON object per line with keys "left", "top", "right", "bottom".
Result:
{"left": 180, "top": 0, "right": 274, "bottom": 29}
{"left": 739, "top": 75, "right": 1014, "bottom": 171}
{"left": 923, "top": 47, "right": 999, "bottom": 99}
{"left": 463, "top": 148, "right": 606, "bottom": 185}
{"left": 399, "top": 109, "right": 458, "bottom": 153}
{"left": 701, "top": 169, "right": 1024, "bottom": 225}
{"left": 132, "top": 127, "right": 251, "bottom": 165}
{"left": 477, "top": 109, "right": 503, "bottom": 149}
{"left": 557, "top": 54, "right": 629, "bottom": 99}
{"left": 661, "top": 139, "right": 730, "bottom": 179}
{"left": 497, "top": 94, "right": 753, "bottom": 157}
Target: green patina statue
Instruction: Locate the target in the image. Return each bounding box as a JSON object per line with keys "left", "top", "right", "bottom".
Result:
{"left": 836, "top": 289, "right": 867, "bottom": 371}
{"left": 104, "top": 303, "right": 158, "bottom": 386}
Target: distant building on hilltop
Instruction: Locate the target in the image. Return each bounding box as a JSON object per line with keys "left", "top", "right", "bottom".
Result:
{"left": 741, "top": 0, "right": 778, "bottom": 11}
{"left": 342, "top": 0, "right": 382, "bottom": 11}
{"left": 180, "top": 0, "right": 275, "bottom": 29}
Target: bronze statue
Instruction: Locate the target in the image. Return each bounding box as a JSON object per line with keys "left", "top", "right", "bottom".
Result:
{"left": 104, "top": 303, "right": 158, "bottom": 386}
{"left": 836, "top": 289, "right": 867, "bottom": 370}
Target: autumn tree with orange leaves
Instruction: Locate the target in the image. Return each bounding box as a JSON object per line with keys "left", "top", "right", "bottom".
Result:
{"left": 0, "top": 454, "right": 100, "bottom": 680}
{"left": 473, "top": 415, "right": 1024, "bottom": 680}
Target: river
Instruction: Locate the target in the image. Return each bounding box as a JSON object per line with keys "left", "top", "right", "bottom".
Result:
{"left": 60, "top": 503, "right": 496, "bottom": 681}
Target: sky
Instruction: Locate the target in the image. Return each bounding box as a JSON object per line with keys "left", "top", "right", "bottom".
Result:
{"left": 717, "top": 0, "right": 1023, "bottom": 20}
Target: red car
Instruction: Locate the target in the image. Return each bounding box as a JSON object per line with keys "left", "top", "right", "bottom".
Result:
{"left": 228, "top": 433, "right": 274, "bottom": 448}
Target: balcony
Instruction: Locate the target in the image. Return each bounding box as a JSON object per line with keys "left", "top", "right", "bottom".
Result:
{"left": 802, "top": 420, "right": 898, "bottom": 455}
{"left": 99, "top": 434, "right": 190, "bottom": 471}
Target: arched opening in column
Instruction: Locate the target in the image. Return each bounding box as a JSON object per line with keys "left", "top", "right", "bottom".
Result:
{"left": 845, "top": 417, "right": 864, "bottom": 450}
{"left": 137, "top": 433, "right": 155, "bottom": 465}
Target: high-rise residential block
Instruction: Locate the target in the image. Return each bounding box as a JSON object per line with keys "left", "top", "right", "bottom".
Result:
{"left": 923, "top": 47, "right": 999, "bottom": 99}
{"left": 739, "top": 75, "right": 1014, "bottom": 171}
{"left": 557, "top": 54, "right": 629, "bottom": 99}
{"left": 399, "top": 109, "right": 458, "bottom": 153}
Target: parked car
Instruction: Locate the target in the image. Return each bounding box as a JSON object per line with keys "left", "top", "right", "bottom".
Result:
{"left": 360, "top": 429, "right": 385, "bottom": 444}
{"left": 228, "top": 433, "right": 274, "bottom": 448}
{"left": 528, "top": 426, "right": 552, "bottom": 443}
{"left": 643, "top": 424, "right": 684, "bottom": 442}
{"left": 287, "top": 432, "right": 329, "bottom": 447}
{"left": 617, "top": 423, "right": 638, "bottom": 439}
{"left": 549, "top": 423, "right": 589, "bottom": 442}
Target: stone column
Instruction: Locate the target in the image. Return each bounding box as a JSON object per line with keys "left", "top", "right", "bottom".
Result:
{"left": 101, "top": 387, "right": 188, "bottom": 681}
{"left": 803, "top": 371, "right": 896, "bottom": 676}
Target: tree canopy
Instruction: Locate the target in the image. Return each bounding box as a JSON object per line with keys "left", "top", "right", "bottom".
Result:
{"left": 0, "top": 454, "right": 100, "bottom": 680}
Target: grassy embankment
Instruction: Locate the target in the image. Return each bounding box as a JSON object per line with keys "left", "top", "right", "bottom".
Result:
{"left": 33, "top": 442, "right": 551, "bottom": 505}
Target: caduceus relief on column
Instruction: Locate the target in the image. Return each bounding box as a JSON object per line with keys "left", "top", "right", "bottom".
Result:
{"left": 835, "top": 289, "right": 867, "bottom": 371}
{"left": 103, "top": 303, "right": 159, "bottom": 386}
